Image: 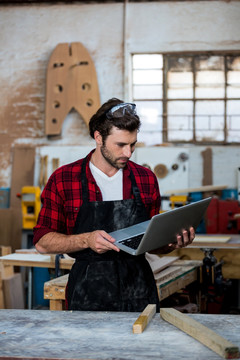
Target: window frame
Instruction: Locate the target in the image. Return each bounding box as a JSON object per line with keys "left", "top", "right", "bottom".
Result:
{"left": 131, "top": 51, "right": 240, "bottom": 145}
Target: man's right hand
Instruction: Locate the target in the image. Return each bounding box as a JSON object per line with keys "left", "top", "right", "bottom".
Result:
{"left": 85, "top": 230, "right": 120, "bottom": 254}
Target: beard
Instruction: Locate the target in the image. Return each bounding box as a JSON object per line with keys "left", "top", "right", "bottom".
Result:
{"left": 100, "top": 144, "right": 129, "bottom": 169}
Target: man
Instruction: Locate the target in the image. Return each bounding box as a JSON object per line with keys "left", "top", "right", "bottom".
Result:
{"left": 33, "top": 98, "right": 195, "bottom": 312}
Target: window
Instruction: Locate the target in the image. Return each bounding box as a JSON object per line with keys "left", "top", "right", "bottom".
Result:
{"left": 132, "top": 53, "right": 240, "bottom": 145}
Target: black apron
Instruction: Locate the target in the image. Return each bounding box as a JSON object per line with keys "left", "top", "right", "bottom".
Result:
{"left": 66, "top": 157, "right": 160, "bottom": 312}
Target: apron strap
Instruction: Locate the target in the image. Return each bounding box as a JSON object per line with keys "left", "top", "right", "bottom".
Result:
{"left": 129, "top": 170, "right": 143, "bottom": 204}
{"left": 81, "top": 156, "right": 89, "bottom": 203}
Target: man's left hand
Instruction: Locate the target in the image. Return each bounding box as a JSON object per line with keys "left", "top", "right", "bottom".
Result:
{"left": 169, "top": 226, "right": 195, "bottom": 251}
{"left": 149, "top": 226, "right": 195, "bottom": 255}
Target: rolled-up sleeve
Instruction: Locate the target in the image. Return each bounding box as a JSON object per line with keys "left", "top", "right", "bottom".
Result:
{"left": 33, "top": 174, "right": 66, "bottom": 245}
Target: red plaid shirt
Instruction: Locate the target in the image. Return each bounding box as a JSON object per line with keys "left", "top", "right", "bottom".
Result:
{"left": 33, "top": 150, "right": 161, "bottom": 244}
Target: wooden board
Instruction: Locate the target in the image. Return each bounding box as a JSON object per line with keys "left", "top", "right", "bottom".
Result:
{"left": 2, "top": 273, "right": 24, "bottom": 309}
{"left": 193, "top": 235, "right": 231, "bottom": 244}
{"left": 0, "top": 253, "right": 74, "bottom": 270}
{"left": 133, "top": 304, "right": 156, "bottom": 334}
{"left": 164, "top": 184, "right": 228, "bottom": 195}
{"left": 154, "top": 266, "right": 181, "bottom": 281}
{"left": 157, "top": 266, "right": 198, "bottom": 301}
{"left": 0, "top": 310, "right": 239, "bottom": 360}
{"left": 201, "top": 147, "right": 213, "bottom": 186}
{"left": 45, "top": 42, "right": 100, "bottom": 136}
{"left": 0, "top": 246, "right": 12, "bottom": 256}
{"left": 10, "top": 146, "right": 35, "bottom": 209}
{"left": 160, "top": 308, "right": 239, "bottom": 359}
{"left": 145, "top": 253, "right": 179, "bottom": 274}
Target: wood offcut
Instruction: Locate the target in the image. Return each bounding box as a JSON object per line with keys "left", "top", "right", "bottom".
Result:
{"left": 160, "top": 308, "right": 239, "bottom": 359}
{"left": 133, "top": 304, "right": 156, "bottom": 334}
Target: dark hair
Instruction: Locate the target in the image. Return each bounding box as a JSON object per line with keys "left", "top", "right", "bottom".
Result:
{"left": 89, "top": 98, "right": 141, "bottom": 141}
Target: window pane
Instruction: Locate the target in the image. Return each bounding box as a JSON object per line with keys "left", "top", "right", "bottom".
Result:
{"left": 195, "top": 56, "right": 225, "bottom": 99}
{"left": 227, "top": 100, "right": 240, "bottom": 142}
{"left": 227, "top": 56, "right": 240, "bottom": 71}
{"left": 167, "top": 56, "right": 193, "bottom": 99}
{"left": 196, "top": 129, "right": 224, "bottom": 142}
{"left": 133, "top": 85, "right": 162, "bottom": 99}
{"left": 196, "top": 100, "right": 224, "bottom": 116}
{"left": 167, "top": 56, "right": 192, "bottom": 71}
{"left": 168, "top": 101, "right": 193, "bottom": 116}
{"left": 195, "top": 100, "right": 224, "bottom": 141}
{"left": 137, "top": 131, "right": 162, "bottom": 146}
{"left": 136, "top": 101, "right": 162, "bottom": 131}
{"left": 195, "top": 55, "right": 224, "bottom": 71}
{"left": 133, "top": 54, "right": 163, "bottom": 69}
{"left": 168, "top": 72, "right": 193, "bottom": 99}
{"left": 133, "top": 69, "right": 162, "bottom": 85}
{"left": 227, "top": 71, "right": 240, "bottom": 98}
{"left": 167, "top": 101, "right": 193, "bottom": 141}
{"left": 168, "top": 129, "right": 193, "bottom": 141}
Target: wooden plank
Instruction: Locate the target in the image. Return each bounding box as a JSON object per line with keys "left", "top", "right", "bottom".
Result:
{"left": 49, "top": 299, "right": 65, "bottom": 311}
{"left": 0, "top": 262, "right": 14, "bottom": 278}
{"left": 44, "top": 274, "right": 68, "bottom": 301}
{"left": 10, "top": 146, "right": 35, "bottom": 209}
{"left": 158, "top": 267, "right": 198, "bottom": 301}
{"left": 0, "top": 253, "right": 74, "bottom": 270}
{"left": 2, "top": 273, "right": 25, "bottom": 309}
{"left": 160, "top": 308, "right": 239, "bottom": 359}
{"left": 15, "top": 248, "right": 38, "bottom": 254}
{"left": 193, "top": 235, "right": 230, "bottom": 243}
{"left": 133, "top": 304, "right": 156, "bottom": 334}
{"left": 154, "top": 266, "right": 181, "bottom": 281}
{"left": 44, "top": 274, "right": 68, "bottom": 311}
{"left": 145, "top": 254, "right": 179, "bottom": 274}
{"left": 201, "top": 147, "right": 213, "bottom": 186}
{"left": 164, "top": 184, "right": 228, "bottom": 195}
{"left": 172, "top": 259, "right": 202, "bottom": 267}
{"left": 0, "top": 246, "right": 12, "bottom": 256}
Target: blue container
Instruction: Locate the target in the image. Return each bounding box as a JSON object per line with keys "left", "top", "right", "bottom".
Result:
{"left": 189, "top": 192, "right": 206, "bottom": 233}
{"left": 33, "top": 267, "right": 50, "bottom": 307}
{"left": 189, "top": 192, "right": 202, "bottom": 202}
{"left": 221, "top": 189, "right": 238, "bottom": 200}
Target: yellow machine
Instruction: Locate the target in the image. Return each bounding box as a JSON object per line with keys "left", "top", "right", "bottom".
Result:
{"left": 169, "top": 195, "right": 189, "bottom": 209}
{"left": 21, "top": 186, "right": 41, "bottom": 229}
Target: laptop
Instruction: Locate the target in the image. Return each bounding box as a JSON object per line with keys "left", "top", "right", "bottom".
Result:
{"left": 110, "top": 197, "right": 212, "bottom": 256}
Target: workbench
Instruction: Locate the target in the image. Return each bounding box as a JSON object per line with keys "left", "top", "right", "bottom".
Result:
{"left": 170, "top": 234, "right": 240, "bottom": 279}
{"left": 0, "top": 251, "right": 200, "bottom": 310}
{"left": 0, "top": 309, "right": 239, "bottom": 360}
{"left": 0, "top": 253, "right": 73, "bottom": 309}
{"left": 44, "top": 260, "right": 201, "bottom": 310}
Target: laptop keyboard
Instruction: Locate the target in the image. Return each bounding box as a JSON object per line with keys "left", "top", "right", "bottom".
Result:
{"left": 119, "top": 234, "right": 144, "bottom": 250}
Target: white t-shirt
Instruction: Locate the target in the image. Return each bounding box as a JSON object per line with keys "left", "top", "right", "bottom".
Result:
{"left": 89, "top": 162, "right": 123, "bottom": 201}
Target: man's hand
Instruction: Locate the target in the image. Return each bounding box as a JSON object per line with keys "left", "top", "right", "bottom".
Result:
{"left": 85, "top": 230, "right": 120, "bottom": 254}
{"left": 168, "top": 226, "right": 195, "bottom": 251}
{"left": 149, "top": 226, "right": 195, "bottom": 255}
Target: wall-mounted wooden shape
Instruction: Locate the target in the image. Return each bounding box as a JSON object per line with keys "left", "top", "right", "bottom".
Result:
{"left": 45, "top": 42, "right": 100, "bottom": 136}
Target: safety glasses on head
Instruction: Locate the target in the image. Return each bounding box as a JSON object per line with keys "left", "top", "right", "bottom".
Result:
{"left": 106, "top": 103, "right": 137, "bottom": 119}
